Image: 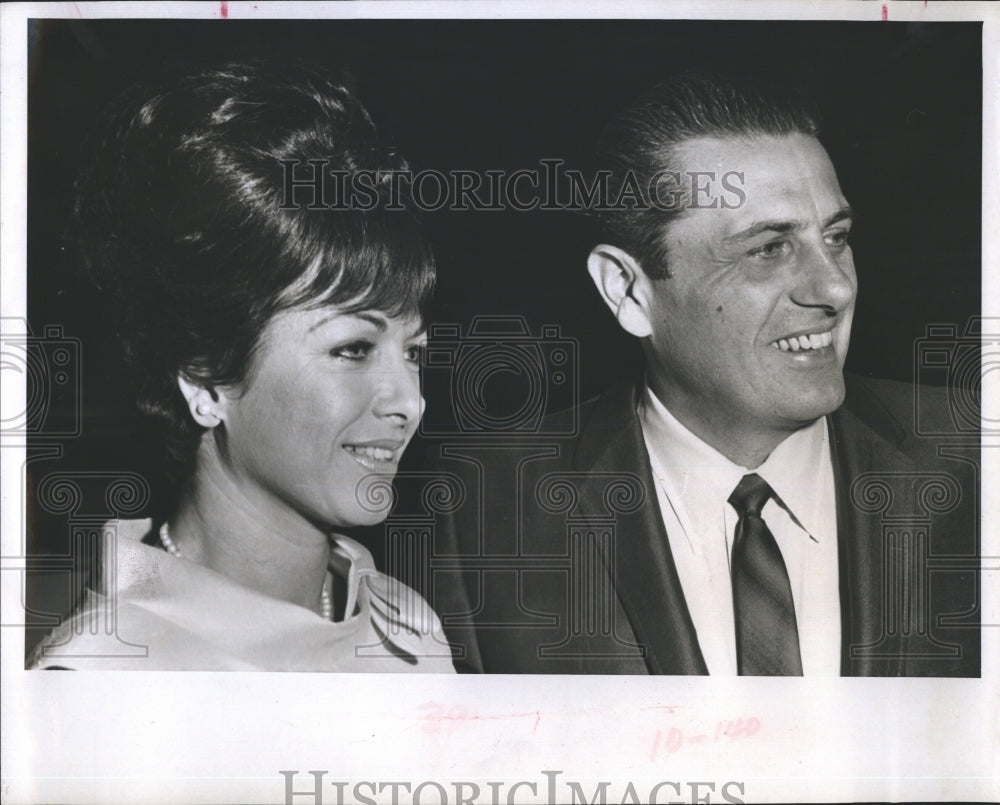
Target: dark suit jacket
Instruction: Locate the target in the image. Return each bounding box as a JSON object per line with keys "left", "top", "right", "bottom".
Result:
{"left": 428, "top": 375, "right": 980, "bottom": 675}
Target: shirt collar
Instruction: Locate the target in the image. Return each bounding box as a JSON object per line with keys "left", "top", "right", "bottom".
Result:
{"left": 638, "top": 385, "right": 831, "bottom": 543}
{"left": 755, "top": 414, "right": 831, "bottom": 542}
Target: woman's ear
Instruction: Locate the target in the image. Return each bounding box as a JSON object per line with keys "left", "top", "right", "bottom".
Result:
{"left": 586, "top": 244, "right": 653, "bottom": 338}
{"left": 176, "top": 372, "right": 224, "bottom": 428}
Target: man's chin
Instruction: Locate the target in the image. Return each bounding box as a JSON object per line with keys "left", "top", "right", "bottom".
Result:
{"left": 780, "top": 374, "right": 847, "bottom": 425}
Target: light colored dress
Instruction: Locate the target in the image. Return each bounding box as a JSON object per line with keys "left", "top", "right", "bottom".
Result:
{"left": 28, "top": 519, "right": 456, "bottom": 672}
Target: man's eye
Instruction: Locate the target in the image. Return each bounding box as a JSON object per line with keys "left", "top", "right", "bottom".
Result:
{"left": 330, "top": 340, "right": 373, "bottom": 361}
{"left": 748, "top": 240, "right": 790, "bottom": 259}
{"left": 825, "top": 229, "right": 852, "bottom": 249}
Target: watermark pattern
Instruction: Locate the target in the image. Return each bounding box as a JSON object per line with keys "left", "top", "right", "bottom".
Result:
{"left": 420, "top": 317, "right": 578, "bottom": 437}
{"left": 12, "top": 310, "right": 988, "bottom": 671}
{"left": 0, "top": 319, "right": 81, "bottom": 439}
{"left": 3, "top": 318, "right": 91, "bottom": 664}
{"left": 280, "top": 159, "right": 747, "bottom": 213}
{"left": 914, "top": 316, "right": 998, "bottom": 437}
{"left": 4, "top": 449, "right": 64, "bottom": 632}
{"left": 278, "top": 769, "right": 747, "bottom": 805}
{"left": 26, "top": 471, "right": 151, "bottom": 659}
{"left": 848, "top": 471, "right": 974, "bottom": 662}
{"left": 417, "top": 315, "right": 986, "bottom": 672}
{"left": 432, "top": 444, "right": 649, "bottom": 662}
{"left": 355, "top": 447, "right": 652, "bottom": 661}
{"left": 532, "top": 472, "right": 646, "bottom": 658}
{"left": 354, "top": 471, "right": 466, "bottom": 660}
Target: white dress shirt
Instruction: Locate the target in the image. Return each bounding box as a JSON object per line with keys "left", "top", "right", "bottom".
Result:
{"left": 638, "top": 387, "right": 841, "bottom": 675}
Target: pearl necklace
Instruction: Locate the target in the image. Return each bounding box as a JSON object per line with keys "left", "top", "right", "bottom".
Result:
{"left": 159, "top": 521, "right": 333, "bottom": 620}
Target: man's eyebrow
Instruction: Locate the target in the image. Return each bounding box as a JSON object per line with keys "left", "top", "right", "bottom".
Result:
{"left": 308, "top": 310, "right": 389, "bottom": 333}
{"left": 723, "top": 220, "right": 799, "bottom": 242}
{"left": 823, "top": 206, "right": 855, "bottom": 228}
{"left": 723, "top": 205, "right": 855, "bottom": 243}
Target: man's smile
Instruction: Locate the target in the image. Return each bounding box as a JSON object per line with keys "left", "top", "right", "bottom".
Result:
{"left": 769, "top": 328, "right": 835, "bottom": 353}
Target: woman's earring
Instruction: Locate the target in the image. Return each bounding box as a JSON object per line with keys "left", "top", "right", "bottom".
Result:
{"left": 193, "top": 402, "right": 219, "bottom": 428}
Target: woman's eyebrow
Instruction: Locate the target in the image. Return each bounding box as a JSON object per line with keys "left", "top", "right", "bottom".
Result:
{"left": 308, "top": 310, "right": 388, "bottom": 334}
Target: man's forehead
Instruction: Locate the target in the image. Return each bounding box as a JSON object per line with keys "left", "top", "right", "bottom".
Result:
{"left": 675, "top": 132, "right": 832, "bottom": 172}
{"left": 675, "top": 133, "right": 848, "bottom": 229}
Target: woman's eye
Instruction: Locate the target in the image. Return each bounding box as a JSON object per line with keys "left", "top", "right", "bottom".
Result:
{"left": 330, "top": 340, "right": 374, "bottom": 361}
{"left": 748, "top": 240, "right": 790, "bottom": 259}
{"left": 405, "top": 344, "right": 426, "bottom": 367}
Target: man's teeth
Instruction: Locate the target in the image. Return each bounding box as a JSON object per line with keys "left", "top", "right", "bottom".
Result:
{"left": 344, "top": 445, "right": 396, "bottom": 462}
{"left": 773, "top": 331, "right": 833, "bottom": 352}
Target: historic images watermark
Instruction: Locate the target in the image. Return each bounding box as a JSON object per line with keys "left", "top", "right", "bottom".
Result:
{"left": 280, "top": 159, "right": 747, "bottom": 213}
{"left": 279, "top": 770, "right": 748, "bottom": 805}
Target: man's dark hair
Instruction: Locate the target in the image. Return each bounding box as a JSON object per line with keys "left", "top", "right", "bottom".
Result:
{"left": 73, "top": 60, "right": 435, "bottom": 476}
{"left": 595, "top": 72, "right": 819, "bottom": 279}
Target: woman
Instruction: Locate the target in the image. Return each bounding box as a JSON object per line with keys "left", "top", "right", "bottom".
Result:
{"left": 29, "top": 61, "right": 454, "bottom": 672}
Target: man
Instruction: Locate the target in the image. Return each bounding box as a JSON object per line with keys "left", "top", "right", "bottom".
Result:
{"left": 430, "top": 74, "right": 979, "bottom": 675}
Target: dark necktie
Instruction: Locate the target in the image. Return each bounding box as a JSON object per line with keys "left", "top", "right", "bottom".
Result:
{"left": 728, "top": 473, "right": 803, "bottom": 676}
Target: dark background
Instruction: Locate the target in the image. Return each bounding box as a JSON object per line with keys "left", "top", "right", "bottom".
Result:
{"left": 23, "top": 19, "right": 982, "bottom": 648}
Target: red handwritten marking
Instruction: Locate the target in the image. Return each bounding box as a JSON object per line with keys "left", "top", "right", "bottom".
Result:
{"left": 417, "top": 702, "right": 543, "bottom": 736}
{"left": 220, "top": 1, "right": 229, "bottom": 18}
{"left": 418, "top": 702, "right": 470, "bottom": 734}
{"left": 641, "top": 704, "right": 679, "bottom": 714}
{"left": 650, "top": 718, "right": 761, "bottom": 760}
{"left": 881, "top": 3, "right": 888, "bottom": 20}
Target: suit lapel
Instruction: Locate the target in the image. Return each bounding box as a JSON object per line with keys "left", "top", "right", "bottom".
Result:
{"left": 829, "top": 381, "right": 915, "bottom": 676}
{"left": 573, "top": 386, "right": 708, "bottom": 675}
{"left": 568, "top": 378, "right": 917, "bottom": 676}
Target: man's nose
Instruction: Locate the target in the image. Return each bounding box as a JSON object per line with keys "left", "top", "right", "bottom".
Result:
{"left": 790, "top": 241, "right": 856, "bottom": 312}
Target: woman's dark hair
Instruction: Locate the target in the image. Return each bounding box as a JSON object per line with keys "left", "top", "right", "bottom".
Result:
{"left": 74, "top": 60, "right": 435, "bottom": 476}
{"left": 595, "top": 72, "right": 819, "bottom": 279}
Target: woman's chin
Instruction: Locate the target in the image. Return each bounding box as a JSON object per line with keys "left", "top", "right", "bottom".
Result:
{"left": 345, "top": 473, "right": 398, "bottom": 525}
{"left": 348, "top": 506, "right": 393, "bottom": 528}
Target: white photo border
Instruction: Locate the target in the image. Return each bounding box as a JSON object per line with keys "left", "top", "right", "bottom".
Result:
{"left": 2, "top": 2, "right": 997, "bottom": 804}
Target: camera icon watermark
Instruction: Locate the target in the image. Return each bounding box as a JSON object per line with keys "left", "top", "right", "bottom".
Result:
{"left": 0, "top": 319, "right": 81, "bottom": 439}
{"left": 914, "top": 317, "right": 999, "bottom": 437}
{"left": 419, "top": 316, "right": 578, "bottom": 437}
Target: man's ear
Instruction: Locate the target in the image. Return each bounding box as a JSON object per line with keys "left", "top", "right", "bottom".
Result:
{"left": 176, "top": 372, "right": 225, "bottom": 429}
{"left": 586, "top": 244, "right": 653, "bottom": 338}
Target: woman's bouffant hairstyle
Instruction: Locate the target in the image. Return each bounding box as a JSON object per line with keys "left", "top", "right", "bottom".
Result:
{"left": 73, "top": 60, "right": 435, "bottom": 477}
